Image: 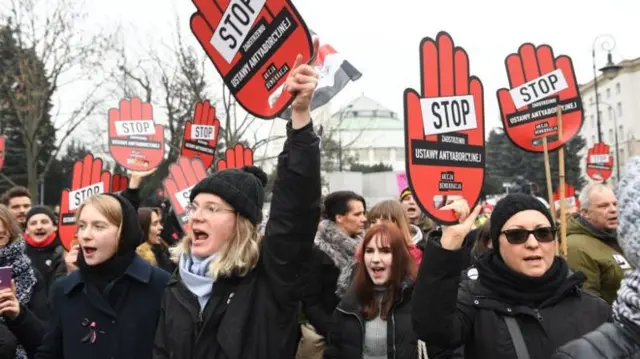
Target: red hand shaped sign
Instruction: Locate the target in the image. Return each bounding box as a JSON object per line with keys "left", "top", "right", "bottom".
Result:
{"left": 189, "top": 0, "right": 313, "bottom": 119}
{"left": 586, "top": 142, "right": 614, "bottom": 182}
{"left": 217, "top": 143, "right": 254, "bottom": 170}
{"left": 0, "top": 136, "right": 5, "bottom": 171}
{"left": 58, "top": 154, "right": 112, "bottom": 250}
{"left": 181, "top": 100, "right": 221, "bottom": 169}
{"left": 108, "top": 97, "right": 165, "bottom": 171}
{"left": 111, "top": 174, "right": 129, "bottom": 193}
{"left": 553, "top": 183, "right": 579, "bottom": 210}
{"left": 404, "top": 32, "right": 485, "bottom": 225}
{"left": 163, "top": 157, "right": 209, "bottom": 231}
{"left": 497, "top": 43, "right": 583, "bottom": 153}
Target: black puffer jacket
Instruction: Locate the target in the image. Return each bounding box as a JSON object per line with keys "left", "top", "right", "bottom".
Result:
{"left": 413, "top": 240, "right": 611, "bottom": 359}
{"left": 324, "top": 281, "right": 421, "bottom": 359}
{"left": 552, "top": 317, "right": 640, "bottom": 359}
{"left": 152, "top": 121, "right": 321, "bottom": 359}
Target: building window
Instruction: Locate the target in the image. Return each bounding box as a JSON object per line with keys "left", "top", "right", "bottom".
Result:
{"left": 597, "top": 93, "right": 601, "bottom": 102}
{"left": 619, "top": 125, "right": 624, "bottom": 140}
{"left": 606, "top": 88, "right": 611, "bottom": 99}
{"left": 592, "top": 135, "right": 596, "bottom": 144}
{"left": 589, "top": 97, "right": 593, "bottom": 105}
{"left": 373, "top": 148, "right": 389, "bottom": 162}
{"left": 617, "top": 102, "right": 623, "bottom": 117}
{"left": 609, "top": 129, "right": 614, "bottom": 143}
{"left": 616, "top": 83, "right": 621, "bottom": 94}
{"left": 620, "top": 149, "right": 625, "bottom": 164}
{"left": 590, "top": 115, "right": 594, "bottom": 128}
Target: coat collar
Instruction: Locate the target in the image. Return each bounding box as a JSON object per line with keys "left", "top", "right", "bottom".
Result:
{"left": 63, "top": 255, "right": 152, "bottom": 295}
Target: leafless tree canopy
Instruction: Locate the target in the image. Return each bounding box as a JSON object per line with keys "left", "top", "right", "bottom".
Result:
{"left": 0, "top": 0, "right": 118, "bottom": 197}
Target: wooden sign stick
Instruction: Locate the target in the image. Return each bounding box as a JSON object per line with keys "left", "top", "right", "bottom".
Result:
{"left": 557, "top": 105, "right": 568, "bottom": 257}
{"left": 542, "top": 137, "right": 559, "bottom": 255}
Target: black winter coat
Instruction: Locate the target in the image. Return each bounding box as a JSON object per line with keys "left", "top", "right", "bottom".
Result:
{"left": 300, "top": 245, "right": 340, "bottom": 337}
{"left": 552, "top": 317, "right": 640, "bottom": 359}
{"left": 4, "top": 266, "right": 49, "bottom": 359}
{"left": 413, "top": 240, "right": 611, "bottom": 359}
{"left": 324, "top": 282, "right": 421, "bottom": 359}
{"left": 24, "top": 238, "right": 65, "bottom": 293}
{"left": 0, "top": 323, "right": 17, "bottom": 359}
{"left": 152, "top": 121, "right": 321, "bottom": 359}
{"left": 34, "top": 256, "right": 170, "bottom": 359}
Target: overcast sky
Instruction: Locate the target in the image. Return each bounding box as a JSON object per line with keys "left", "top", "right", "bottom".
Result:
{"left": 65, "top": 0, "right": 640, "bottom": 143}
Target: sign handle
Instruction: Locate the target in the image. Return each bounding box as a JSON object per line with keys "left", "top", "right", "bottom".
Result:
{"left": 542, "top": 137, "right": 558, "bottom": 255}
{"left": 557, "top": 105, "right": 568, "bottom": 257}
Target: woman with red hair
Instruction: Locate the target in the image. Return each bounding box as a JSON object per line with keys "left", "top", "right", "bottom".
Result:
{"left": 324, "top": 222, "right": 434, "bottom": 358}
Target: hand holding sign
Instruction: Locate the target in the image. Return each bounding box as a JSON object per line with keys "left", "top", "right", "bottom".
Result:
{"left": 58, "top": 154, "right": 111, "bottom": 250}
{"left": 586, "top": 142, "right": 614, "bottom": 182}
{"left": 217, "top": 143, "right": 254, "bottom": 170}
{"left": 181, "top": 100, "right": 220, "bottom": 169}
{"left": 404, "top": 31, "right": 485, "bottom": 225}
{"left": 108, "top": 97, "right": 165, "bottom": 171}
{"left": 497, "top": 43, "right": 583, "bottom": 152}
{"left": 163, "top": 157, "right": 208, "bottom": 230}
{"left": 285, "top": 37, "right": 320, "bottom": 113}
{"left": 189, "top": 0, "right": 314, "bottom": 119}
{"left": 0, "top": 136, "right": 5, "bottom": 171}
{"left": 440, "top": 199, "right": 482, "bottom": 250}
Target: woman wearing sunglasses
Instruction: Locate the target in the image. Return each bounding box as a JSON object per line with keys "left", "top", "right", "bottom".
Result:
{"left": 412, "top": 193, "right": 611, "bottom": 359}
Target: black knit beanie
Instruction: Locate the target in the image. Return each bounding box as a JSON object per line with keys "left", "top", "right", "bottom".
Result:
{"left": 189, "top": 166, "right": 268, "bottom": 225}
{"left": 489, "top": 193, "right": 555, "bottom": 249}
{"left": 26, "top": 206, "right": 57, "bottom": 225}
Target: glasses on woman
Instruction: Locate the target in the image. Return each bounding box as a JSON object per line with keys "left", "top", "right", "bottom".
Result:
{"left": 500, "top": 227, "right": 556, "bottom": 245}
{"left": 184, "top": 203, "right": 235, "bottom": 219}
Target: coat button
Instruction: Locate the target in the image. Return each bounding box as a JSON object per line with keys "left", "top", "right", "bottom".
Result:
{"left": 112, "top": 320, "right": 116, "bottom": 324}
{"left": 473, "top": 300, "right": 479, "bottom": 305}
{"left": 507, "top": 308, "right": 512, "bottom": 312}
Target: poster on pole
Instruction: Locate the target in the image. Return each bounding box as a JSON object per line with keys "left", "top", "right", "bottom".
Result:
{"left": 404, "top": 31, "right": 486, "bottom": 225}
{"left": 586, "top": 142, "right": 614, "bottom": 182}
{"left": 497, "top": 43, "right": 583, "bottom": 153}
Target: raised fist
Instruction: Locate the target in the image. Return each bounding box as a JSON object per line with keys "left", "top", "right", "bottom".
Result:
{"left": 58, "top": 154, "right": 111, "bottom": 250}
{"left": 404, "top": 32, "right": 485, "bottom": 225}
{"left": 181, "top": 100, "right": 220, "bottom": 169}
{"left": 497, "top": 43, "right": 583, "bottom": 153}
{"left": 586, "top": 142, "right": 613, "bottom": 182}
{"left": 217, "top": 143, "right": 254, "bottom": 170}
{"left": 189, "top": 0, "right": 314, "bottom": 119}
{"left": 108, "top": 97, "right": 165, "bottom": 171}
{"left": 163, "top": 156, "right": 208, "bottom": 230}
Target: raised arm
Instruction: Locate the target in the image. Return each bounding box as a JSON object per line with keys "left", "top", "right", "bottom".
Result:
{"left": 262, "top": 38, "right": 321, "bottom": 306}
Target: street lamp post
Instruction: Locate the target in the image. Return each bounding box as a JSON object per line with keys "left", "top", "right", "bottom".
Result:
{"left": 591, "top": 102, "right": 621, "bottom": 181}
{"left": 592, "top": 35, "right": 622, "bottom": 143}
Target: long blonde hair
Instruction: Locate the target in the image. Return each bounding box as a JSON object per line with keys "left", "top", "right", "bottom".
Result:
{"left": 367, "top": 200, "right": 413, "bottom": 246}
{"left": 172, "top": 213, "right": 261, "bottom": 278}
{"left": 0, "top": 204, "right": 22, "bottom": 243}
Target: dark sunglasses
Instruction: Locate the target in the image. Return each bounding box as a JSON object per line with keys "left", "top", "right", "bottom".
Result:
{"left": 501, "top": 227, "right": 557, "bottom": 244}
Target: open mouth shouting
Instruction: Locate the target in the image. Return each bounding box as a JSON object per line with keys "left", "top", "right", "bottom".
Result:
{"left": 523, "top": 255, "right": 543, "bottom": 266}
{"left": 82, "top": 246, "right": 98, "bottom": 258}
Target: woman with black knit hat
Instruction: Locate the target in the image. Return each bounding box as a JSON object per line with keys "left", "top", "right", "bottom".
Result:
{"left": 35, "top": 194, "right": 170, "bottom": 359}
{"left": 153, "top": 40, "right": 321, "bottom": 359}
{"left": 412, "top": 193, "right": 611, "bottom": 359}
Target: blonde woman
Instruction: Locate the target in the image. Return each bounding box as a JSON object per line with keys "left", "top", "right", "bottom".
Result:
{"left": 35, "top": 194, "right": 170, "bottom": 359}
{"left": 152, "top": 46, "right": 321, "bottom": 359}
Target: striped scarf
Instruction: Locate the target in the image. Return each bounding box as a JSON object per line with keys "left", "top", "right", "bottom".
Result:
{"left": 613, "top": 269, "right": 640, "bottom": 327}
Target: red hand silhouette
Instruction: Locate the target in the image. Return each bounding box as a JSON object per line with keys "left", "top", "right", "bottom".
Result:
{"left": 586, "top": 142, "right": 613, "bottom": 182}
{"left": 0, "top": 136, "right": 5, "bottom": 171}
{"left": 404, "top": 32, "right": 485, "bottom": 225}
{"left": 58, "top": 154, "right": 111, "bottom": 250}
{"left": 497, "top": 44, "right": 583, "bottom": 153}
{"left": 111, "top": 174, "right": 129, "bottom": 193}
{"left": 189, "top": 0, "right": 313, "bottom": 119}
{"left": 163, "top": 156, "right": 208, "bottom": 231}
{"left": 217, "top": 143, "right": 254, "bottom": 170}
{"left": 108, "top": 97, "right": 165, "bottom": 171}
{"left": 181, "top": 100, "right": 221, "bottom": 169}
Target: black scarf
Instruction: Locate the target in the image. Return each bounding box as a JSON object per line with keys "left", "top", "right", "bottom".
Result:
{"left": 77, "top": 250, "right": 134, "bottom": 293}
{"left": 578, "top": 216, "right": 618, "bottom": 243}
{"left": 475, "top": 251, "right": 582, "bottom": 308}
